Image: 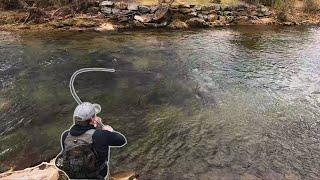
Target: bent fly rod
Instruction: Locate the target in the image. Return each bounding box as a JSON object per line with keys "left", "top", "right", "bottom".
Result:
{"left": 69, "top": 68, "right": 116, "bottom": 105}
{"left": 69, "top": 67, "right": 154, "bottom": 104}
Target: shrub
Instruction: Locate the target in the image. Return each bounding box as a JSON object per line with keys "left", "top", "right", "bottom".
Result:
{"left": 304, "top": 0, "right": 319, "bottom": 12}
{"left": 0, "top": 0, "right": 24, "bottom": 9}
{"left": 0, "top": 0, "right": 98, "bottom": 10}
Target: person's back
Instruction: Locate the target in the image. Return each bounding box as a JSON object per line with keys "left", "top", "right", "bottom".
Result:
{"left": 56, "top": 102, "right": 127, "bottom": 180}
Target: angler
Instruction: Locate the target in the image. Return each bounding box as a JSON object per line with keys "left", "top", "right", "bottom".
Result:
{"left": 55, "top": 68, "right": 127, "bottom": 180}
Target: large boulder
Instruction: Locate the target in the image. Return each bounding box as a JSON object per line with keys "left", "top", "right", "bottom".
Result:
{"left": 100, "top": 1, "right": 114, "bottom": 7}
{"left": 128, "top": 3, "right": 139, "bottom": 11}
{"left": 258, "top": 6, "right": 271, "bottom": 16}
{"left": 114, "top": 2, "right": 128, "bottom": 10}
{"left": 134, "top": 14, "right": 152, "bottom": 23}
{"left": 138, "top": 5, "right": 151, "bottom": 13}
{"left": 101, "top": 7, "right": 112, "bottom": 14}
{"left": 198, "top": 14, "right": 208, "bottom": 21}
{"left": 186, "top": 17, "right": 208, "bottom": 27}
{"left": 153, "top": 6, "right": 170, "bottom": 22}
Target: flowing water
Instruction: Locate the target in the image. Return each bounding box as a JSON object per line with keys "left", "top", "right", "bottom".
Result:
{"left": 0, "top": 26, "right": 320, "bottom": 179}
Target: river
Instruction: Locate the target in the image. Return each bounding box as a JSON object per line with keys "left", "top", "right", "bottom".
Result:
{"left": 0, "top": 26, "right": 320, "bottom": 179}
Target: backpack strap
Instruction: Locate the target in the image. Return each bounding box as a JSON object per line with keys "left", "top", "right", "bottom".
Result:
{"left": 84, "top": 129, "right": 96, "bottom": 136}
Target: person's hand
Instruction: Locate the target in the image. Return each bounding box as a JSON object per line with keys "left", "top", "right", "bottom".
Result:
{"left": 93, "top": 117, "right": 104, "bottom": 129}
{"left": 95, "top": 117, "right": 103, "bottom": 125}
{"left": 102, "top": 125, "right": 114, "bottom": 132}
{"left": 92, "top": 116, "right": 113, "bottom": 131}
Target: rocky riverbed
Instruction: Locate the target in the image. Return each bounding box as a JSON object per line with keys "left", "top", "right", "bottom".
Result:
{"left": 0, "top": 1, "right": 319, "bottom": 32}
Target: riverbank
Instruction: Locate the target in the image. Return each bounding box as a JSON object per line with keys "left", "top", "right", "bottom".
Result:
{"left": 0, "top": 1, "right": 319, "bottom": 32}
{"left": 0, "top": 159, "right": 138, "bottom": 180}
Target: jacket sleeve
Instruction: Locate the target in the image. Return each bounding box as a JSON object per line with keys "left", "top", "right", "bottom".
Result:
{"left": 93, "top": 130, "right": 127, "bottom": 150}
{"left": 108, "top": 131, "right": 127, "bottom": 146}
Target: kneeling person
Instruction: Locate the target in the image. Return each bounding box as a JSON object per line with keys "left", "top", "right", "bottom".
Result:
{"left": 56, "top": 102, "right": 127, "bottom": 179}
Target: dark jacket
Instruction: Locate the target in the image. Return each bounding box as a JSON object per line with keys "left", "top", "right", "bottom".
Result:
{"left": 61, "top": 124, "right": 126, "bottom": 178}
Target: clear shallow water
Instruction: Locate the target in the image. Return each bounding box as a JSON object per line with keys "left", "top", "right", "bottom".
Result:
{"left": 0, "top": 26, "right": 320, "bottom": 179}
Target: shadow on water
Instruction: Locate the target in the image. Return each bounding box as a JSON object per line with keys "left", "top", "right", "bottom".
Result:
{"left": 0, "top": 26, "right": 320, "bottom": 179}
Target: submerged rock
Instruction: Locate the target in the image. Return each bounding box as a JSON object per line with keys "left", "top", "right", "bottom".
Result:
{"left": 186, "top": 17, "right": 208, "bottom": 27}
{"left": 250, "top": 17, "right": 275, "bottom": 24}
{"left": 168, "top": 19, "right": 189, "bottom": 29}
{"left": 144, "top": 21, "right": 168, "bottom": 28}
{"left": 95, "top": 22, "right": 116, "bottom": 31}
{"left": 133, "top": 20, "right": 145, "bottom": 27}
